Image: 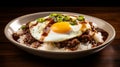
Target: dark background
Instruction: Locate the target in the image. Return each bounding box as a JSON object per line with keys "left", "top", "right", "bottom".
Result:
{"left": 0, "top": 0, "right": 120, "bottom": 67}
{"left": 0, "top": 0, "right": 120, "bottom": 7}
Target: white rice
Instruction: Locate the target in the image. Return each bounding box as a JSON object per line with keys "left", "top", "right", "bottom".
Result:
{"left": 93, "top": 32, "right": 104, "bottom": 43}
{"left": 16, "top": 29, "right": 104, "bottom": 52}
{"left": 17, "top": 35, "right": 26, "bottom": 44}
{"left": 78, "top": 42, "right": 92, "bottom": 50}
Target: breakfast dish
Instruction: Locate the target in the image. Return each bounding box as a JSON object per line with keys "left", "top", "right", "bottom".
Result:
{"left": 12, "top": 13, "right": 108, "bottom": 52}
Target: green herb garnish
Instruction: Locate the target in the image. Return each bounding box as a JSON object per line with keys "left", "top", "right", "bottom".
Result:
{"left": 37, "top": 18, "right": 45, "bottom": 23}
{"left": 49, "top": 13, "right": 58, "bottom": 17}
{"left": 70, "top": 21, "right": 77, "bottom": 25}
{"left": 77, "top": 16, "right": 85, "bottom": 21}
{"left": 57, "top": 15, "right": 65, "bottom": 22}
{"left": 64, "top": 15, "right": 70, "bottom": 21}
{"left": 21, "top": 25, "right": 26, "bottom": 29}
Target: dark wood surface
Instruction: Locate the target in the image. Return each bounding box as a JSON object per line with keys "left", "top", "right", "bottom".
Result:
{"left": 0, "top": 7, "right": 120, "bottom": 67}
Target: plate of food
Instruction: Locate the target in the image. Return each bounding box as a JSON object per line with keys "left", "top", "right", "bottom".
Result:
{"left": 4, "top": 12, "right": 115, "bottom": 59}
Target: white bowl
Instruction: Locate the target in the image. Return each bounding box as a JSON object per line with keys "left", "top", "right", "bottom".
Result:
{"left": 4, "top": 12, "right": 115, "bottom": 59}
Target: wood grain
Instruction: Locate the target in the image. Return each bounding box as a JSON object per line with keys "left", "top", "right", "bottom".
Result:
{"left": 0, "top": 7, "right": 120, "bottom": 67}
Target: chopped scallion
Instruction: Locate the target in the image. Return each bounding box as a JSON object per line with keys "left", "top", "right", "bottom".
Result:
{"left": 77, "top": 16, "right": 85, "bottom": 21}
{"left": 64, "top": 16, "right": 70, "bottom": 21}
{"left": 21, "top": 25, "right": 26, "bottom": 29}
{"left": 37, "top": 18, "right": 45, "bottom": 23}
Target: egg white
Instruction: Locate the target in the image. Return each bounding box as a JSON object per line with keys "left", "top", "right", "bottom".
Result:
{"left": 29, "top": 20, "right": 49, "bottom": 41}
{"left": 29, "top": 21, "right": 82, "bottom": 42}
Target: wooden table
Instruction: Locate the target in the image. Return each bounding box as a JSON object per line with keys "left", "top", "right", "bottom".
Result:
{"left": 0, "top": 7, "right": 120, "bottom": 67}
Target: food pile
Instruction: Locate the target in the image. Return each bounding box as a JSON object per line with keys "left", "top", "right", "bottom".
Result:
{"left": 12, "top": 13, "right": 108, "bottom": 51}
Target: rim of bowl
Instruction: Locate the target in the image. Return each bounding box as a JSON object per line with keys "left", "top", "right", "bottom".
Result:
{"left": 4, "top": 11, "right": 116, "bottom": 54}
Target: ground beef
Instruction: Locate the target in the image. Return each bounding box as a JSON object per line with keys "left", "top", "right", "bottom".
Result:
{"left": 12, "top": 33, "right": 19, "bottom": 41}
{"left": 67, "top": 39, "right": 80, "bottom": 48}
{"left": 78, "top": 35, "right": 92, "bottom": 43}
{"left": 55, "top": 38, "right": 80, "bottom": 50}
{"left": 89, "top": 22, "right": 96, "bottom": 32}
{"left": 22, "top": 22, "right": 30, "bottom": 34}
{"left": 17, "top": 23, "right": 36, "bottom": 44}
{"left": 23, "top": 33, "right": 36, "bottom": 44}
{"left": 82, "top": 29, "right": 90, "bottom": 35}
{"left": 13, "top": 23, "right": 41, "bottom": 47}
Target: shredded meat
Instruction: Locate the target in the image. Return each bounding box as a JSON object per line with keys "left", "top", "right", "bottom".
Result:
{"left": 89, "top": 22, "right": 96, "bottom": 32}
{"left": 18, "top": 23, "right": 36, "bottom": 44}
{"left": 22, "top": 22, "right": 30, "bottom": 34}
{"left": 67, "top": 39, "right": 80, "bottom": 48}
{"left": 79, "top": 35, "right": 92, "bottom": 43}
{"left": 24, "top": 33, "right": 36, "bottom": 44}
{"left": 12, "top": 33, "right": 19, "bottom": 41}
{"left": 55, "top": 38, "right": 80, "bottom": 50}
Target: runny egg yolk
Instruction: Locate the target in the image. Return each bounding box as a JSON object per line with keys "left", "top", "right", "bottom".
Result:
{"left": 51, "top": 22, "right": 71, "bottom": 33}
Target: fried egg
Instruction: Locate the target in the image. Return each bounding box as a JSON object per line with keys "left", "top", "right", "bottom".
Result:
{"left": 29, "top": 15, "right": 92, "bottom": 42}
{"left": 44, "top": 22, "right": 82, "bottom": 42}
{"left": 29, "top": 21, "right": 83, "bottom": 42}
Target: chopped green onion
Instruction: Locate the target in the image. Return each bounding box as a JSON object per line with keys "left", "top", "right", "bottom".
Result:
{"left": 70, "top": 21, "right": 77, "bottom": 25}
{"left": 37, "top": 18, "right": 45, "bottom": 23}
{"left": 77, "top": 16, "right": 85, "bottom": 21}
{"left": 21, "top": 25, "right": 26, "bottom": 29}
{"left": 64, "top": 16, "right": 70, "bottom": 21}
{"left": 56, "top": 15, "right": 65, "bottom": 22}
{"left": 57, "top": 17, "right": 63, "bottom": 22}
{"left": 49, "top": 13, "right": 58, "bottom": 17}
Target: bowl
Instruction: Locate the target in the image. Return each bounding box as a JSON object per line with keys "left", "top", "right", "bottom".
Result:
{"left": 4, "top": 12, "right": 115, "bottom": 59}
